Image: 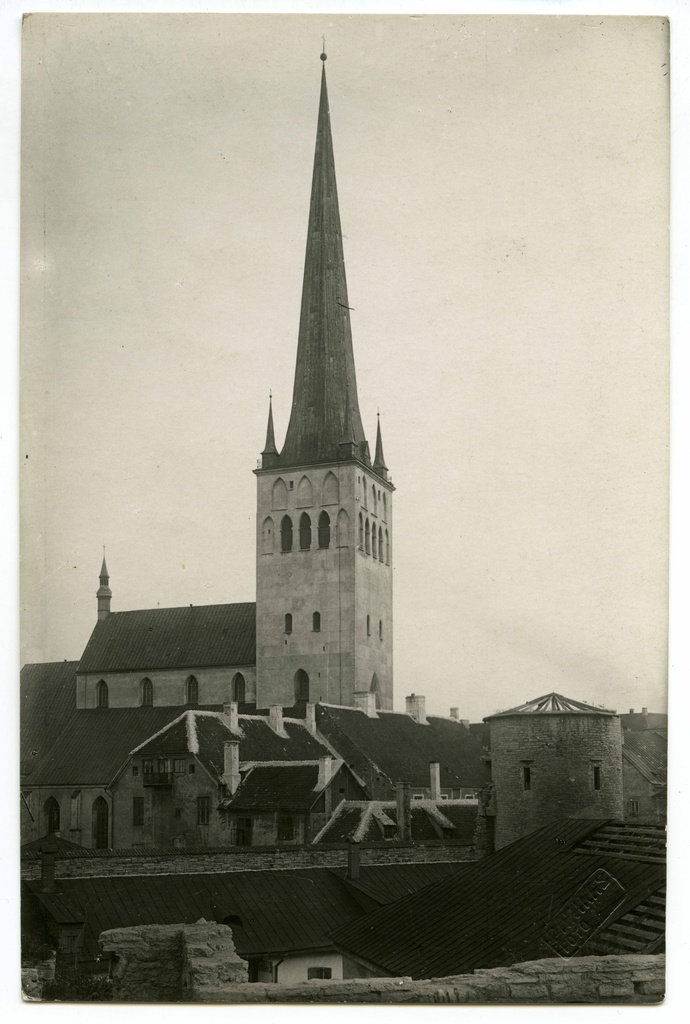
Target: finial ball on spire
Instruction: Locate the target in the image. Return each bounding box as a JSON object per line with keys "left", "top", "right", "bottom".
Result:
{"left": 320, "top": 52, "right": 327, "bottom": 61}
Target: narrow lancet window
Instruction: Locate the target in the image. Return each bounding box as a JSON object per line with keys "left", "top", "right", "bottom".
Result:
{"left": 318, "top": 511, "right": 331, "bottom": 548}
{"left": 299, "top": 512, "right": 312, "bottom": 550}
{"left": 281, "top": 515, "right": 293, "bottom": 552}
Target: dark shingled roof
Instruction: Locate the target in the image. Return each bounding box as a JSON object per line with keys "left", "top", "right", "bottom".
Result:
{"left": 21, "top": 662, "right": 79, "bottom": 774}
{"left": 27, "top": 705, "right": 221, "bottom": 786}
{"left": 331, "top": 862, "right": 469, "bottom": 907}
{"left": 134, "top": 712, "right": 330, "bottom": 782}
{"left": 222, "top": 764, "right": 322, "bottom": 812}
{"left": 315, "top": 705, "right": 490, "bottom": 792}
{"left": 622, "top": 730, "right": 667, "bottom": 785}
{"left": 331, "top": 819, "right": 666, "bottom": 978}
{"left": 315, "top": 800, "right": 478, "bottom": 845}
{"left": 77, "top": 602, "right": 255, "bottom": 673}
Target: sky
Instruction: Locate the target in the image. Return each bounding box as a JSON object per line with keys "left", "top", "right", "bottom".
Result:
{"left": 20, "top": 12, "right": 669, "bottom": 722}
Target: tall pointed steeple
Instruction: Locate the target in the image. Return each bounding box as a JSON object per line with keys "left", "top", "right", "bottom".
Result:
{"left": 97, "top": 550, "right": 112, "bottom": 621}
{"left": 261, "top": 393, "right": 279, "bottom": 467}
{"left": 373, "top": 413, "right": 388, "bottom": 480}
{"left": 279, "top": 53, "right": 367, "bottom": 468}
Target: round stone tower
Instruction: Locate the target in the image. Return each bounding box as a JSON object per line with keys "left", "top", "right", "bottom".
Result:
{"left": 485, "top": 692, "right": 623, "bottom": 850}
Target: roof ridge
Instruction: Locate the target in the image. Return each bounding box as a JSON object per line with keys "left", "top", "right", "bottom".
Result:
{"left": 128, "top": 710, "right": 189, "bottom": 756}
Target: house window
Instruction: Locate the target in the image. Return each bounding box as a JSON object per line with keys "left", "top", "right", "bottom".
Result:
{"left": 132, "top": 765, "right": 139, "bottom": 776}
{"left": 522, "top": 766, "right": 531, "bottom": 791}
{"left": 197, "top": 796, "right": 211, "bottom": 826}
{"left": 59, "top": 927, "right": 82, "bottom": 955}
{"left": 140, "top": 678, "right": 153, "bottom": 706}
{"left": 593, "top": 766, "right": 601, "bottom": 791}
{"left": 628, "top": 799, "right": 639, "bottom": 816}
{"left": 173, "top": 758, "right": 185, "bottom": 774}
{"left": 96, "top": 679, "right": 108, "bottom": 708}
{"left": 277, "top": 813, "right": 296, "bottom": 842}
{"left": 308, "top": 967, "right": 332, "bottom": 980}
{"left": 232, "top": 673, "right": 246, "bottom": 703}
{"left": 284, "top": 612, "right": 293, "bottom": 635}
{"left": 312, "top": 611, "right": 321, "bottom": 632}
{"left": 318, "top": 511, "right": 331, "bottom": 548}
{"left": 132, "top": 797, "right": 144, "bottom": 826}
{"left": 299, "top": 512, "right": 312, "bottom": 550}
{"left": 185, "top": 676, "right": 198, "bottom": 705}
{"left": 232, "top": 816, "right": 252, "bottom": 846}
{"left": 188, "top": 763, "right": 195, "bottom": 774}
{"left": 142, "top": 759, "right": 154, "bottom": 774}
{"left": 281, "top": 515, "right": 293, "bottom": 552}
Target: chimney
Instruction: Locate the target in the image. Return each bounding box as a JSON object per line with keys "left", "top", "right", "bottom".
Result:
{"left": 305, "top": 702, "right": 317, "bottom": 735}
{"left": 354, "top": 692, "right": 378, "bottom": 717}
{"left": 429, "top": 761, "right": 441, "bottom": 801}
{"left": 347, "top": 841, "right": 361, "bottom": 880}
{"left": 460, "top": 719, "right": 470, "bottom": 729}
{"left": 629, "top": 708, "right": 635, "bottom": 715}
{"left": 405, "top": 693, "right": 427, "bottom": 725}
{"left": 317, "top": 756, "right": 333, "bottom": 790}
{"left": 223, "top": 701, "right": 239, "bottom": 734}
{"left": 449, "top": 707, "right": 459, "bottom": 720}
{"left": 642, "top": 707, "right": 648, "bottom": 715}
{"left": 41, "top": 837, "right": 56, "bottom": 894}
{"left": 269, "top": 705, "right": 287, "bottom": 737}
{"left": 396, "top": 782, "right": 411, "bottom": 842}
{"left": 223, "top": 740, "right": 240, "bottom": 795}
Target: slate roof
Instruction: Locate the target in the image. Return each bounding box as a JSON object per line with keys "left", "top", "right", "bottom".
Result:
{"left": 315, "top": 800, "right": 478, "bottom": 845}
{"left": 77, "top": 602, "right": 255, "bottom": 673}
{"left": 221, "top": 764, "right": 324, "bottom": 812}
{"left": 330, "top": 862, "right": 468, "bottom": 907}
{"left": 622, "top": 730, "right": 668, "bottom": 785}
{"left": 331, "top": 819, "right": 666, "bottom": 978}
{"left": 486, "top": 692, "right": 617, "bottom": 718}
{"left": 619, "top": 711, "right": 668, "bottom": 733}
{"left": 132, "top": 711, "right": 330, "bottom": 782}
{"left": 20, "top": 662, "right": 79, "bottom": 775}
{"left": 315, "top": 705, "right": 490, "bottom": 792}
{"left": 25, "top": 705, "right": 221, "bottom": 786}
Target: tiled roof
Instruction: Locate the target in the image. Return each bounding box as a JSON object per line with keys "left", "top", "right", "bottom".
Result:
{"left": 25, "top": 868, "right": 373, "bottom": 963}
{"left": 20, "top": 662, "right": 79, "bottom": 775}
{"left": 25, "top": 705, "right": 221, "bottom": 786}
{"left": 619, "top": 711, "right": 668, "bottom": 732}
{"left": 20, "top": 834, "right": 89, "bottom": 859}
{"left": 133, "top": 711, "right": 330, "bottom": 782}
{"left": 221, "top": 764, "right": 323, "bottom": 812}
{"left": 486, "top": 692, "right": 617, "bottom": 718}
{"left": 333, "top": 862, "right": 467, "bottom": 907}
{"left": 315, "top": 705, "right": 490, "bottom": 792}
{"left": 315, "top": 800, "right": 478, "bottom": 845}
{"left": 622, "top": 730, "right": 667, "bottom": 786}
{"left": 331, "top": 819, "right": 666, "bottom": 978}
{"left": 77, "top": 603, "right": 255, "bottom": 673}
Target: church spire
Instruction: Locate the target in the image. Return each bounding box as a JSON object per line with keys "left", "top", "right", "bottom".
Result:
{"left": 278, "top": 53, "right": 367, "bottom": 468}
{"left": 373, "top": 413, "right": 388, "bottom": 480}
{"left": 261, "top": 393, "right": 278, "bottom": 467}
{"left": 97, "top": 549, "right": 112, "bottom": 621}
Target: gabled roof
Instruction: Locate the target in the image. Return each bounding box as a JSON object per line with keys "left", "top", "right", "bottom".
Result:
{"left": 331, "top": 819, "right": 666, "bottom": 979}
{"left": 619, "top": 711, "right": 667, "bottom": 732}
{"left": 622, "top": 730, "right": 667, "bottom": 786}
{"left": 221, "top": 763, "right": 331, "bottom": 812}
{"left": 486, "top": 692, "right": 617, "bottom": 718}
{"left": 315, "top": 800, "right": 478, "bottom": 845}
{"left": 77, "top": 602, "right": 255, "bottom": 673}
{"left": 25, "top": 705, "right": 221, "bottom": 786}
{"left": 315, "top": 705, "right": 490, "bottom": 792}
{"left": 131, "top": 711, "right": 330, "bottom": 782}
{"left": 20, "top": 662, "right": 79, "bottom": 774}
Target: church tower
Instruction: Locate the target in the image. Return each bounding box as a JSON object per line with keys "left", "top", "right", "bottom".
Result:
{"left": 255, "top": 54, "right": 394, "bottom": 711}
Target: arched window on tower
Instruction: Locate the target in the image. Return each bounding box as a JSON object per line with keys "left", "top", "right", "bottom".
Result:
{"left": 337, "top": 508, "right": 350, "bottom": 547}
{"left": 312, "top": 611, "right": 321, "bottom": 632}
{"left": 379, "top": 619, "right": 383, "bottom": 640}
{"left": 366, "top": 615, "right": 371, "bottom": 636}
{"left": 372, "top": 526, "right": 377, "bottom": 559}
{"left": 185, "top": 676, "right": 199, "bottom": 706}
{"left": 232, "top": 673, "right": 246, "bottom": 703}
{"left": 96, "top": 680, "right": 108, "bottom": 708}
{"left": 318, "top": 511, "right": 331, "bottom": 548}
{"left": 378, "top": 527, "right": 384, "bottom": 562}
{"left": 372, "top": 485, "right": 377, "bottom": 516}
{"left": 140, "top": 678, "right": 153, "bottom": 706}
{"left": 299, "top": 512, "right": 312, "bottom": 550}
{"left": 272, "top": 477, "right": 288, "bottom": 510}
{"left": 92, "top": 796, "right": 109, "bottom": 849}
{"left": 385, "top": 529, "right": 390, "bottom": 564}
{"left": 365, "top": 519, "right": 371, "bottom": 554}
{"left": 261, "top": 516, "right": 274, "bottom": 554}
{"left": 294, "top": 669, "right": 310, "bottom": 702}
{"left": 358, "top": 513, "right": 364, "bottom": 549}
{"left": 281, "top": 515, "right": 293, "bottom": 552}
{"left": 362, "top": 479, "right": 368, "bottom": 509}
{"left": 284, "top": 613, "right": 293, "bottom": 635}
{"left": 383, "top": 493, "right": 387, "bottom": 521}
{"left": 370, "top": 673, "right": 381, "bottom": 709}
{"left": 44, "top": 797, "right": 60, "bottom": 834}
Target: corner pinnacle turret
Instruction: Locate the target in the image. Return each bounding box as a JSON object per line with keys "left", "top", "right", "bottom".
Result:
{"left": 97, "top": 550, "right": 112, "bottom": 621}
{"left": 272, "top": 56, "right": 368, "bottom": 470}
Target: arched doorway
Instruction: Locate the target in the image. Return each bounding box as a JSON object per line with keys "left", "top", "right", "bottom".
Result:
{"left": 92, "top": 797, "right": 109, "bottom": 849}
{"left": 294, "top": 669, "right": 309, "bottom": 703}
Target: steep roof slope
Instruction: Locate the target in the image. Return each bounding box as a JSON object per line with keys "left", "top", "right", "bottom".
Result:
{"left": 622, "top": 730, "right": 667, "bottom": 785}
{"left": 332, "top": 819, "right": 666, "bottom": 978}
{"left": 315, "top": 705, "right": 490, "bottom": 791}
{"left": 78, "top": 603, "right": 255, "bottom": 673}
{"left": 20, "top": 662, "right": 79, "bottom": 774}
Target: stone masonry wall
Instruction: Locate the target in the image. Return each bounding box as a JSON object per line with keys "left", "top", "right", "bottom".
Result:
{"left": 22, "top": 841, "right": 475, "bottom": 880}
